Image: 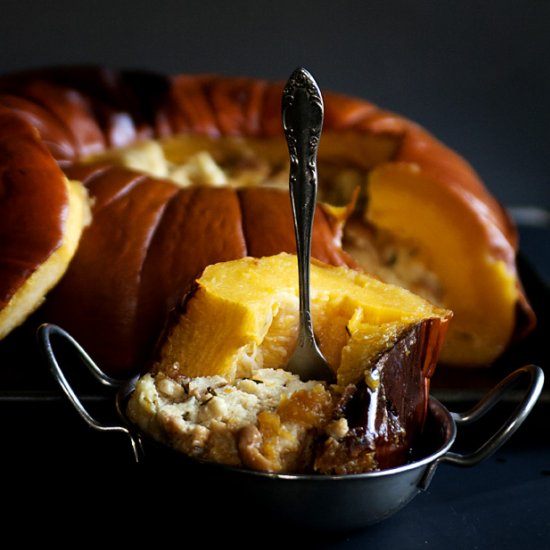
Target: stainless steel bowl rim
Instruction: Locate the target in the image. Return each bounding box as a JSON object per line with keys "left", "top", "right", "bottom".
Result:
{"left": 39, "top": 323, "right": 545, "bottom": 478}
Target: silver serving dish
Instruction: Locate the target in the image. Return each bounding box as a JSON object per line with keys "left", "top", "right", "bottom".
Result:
{"left": 38, "top": 323, "right": 544, "bottom": 532}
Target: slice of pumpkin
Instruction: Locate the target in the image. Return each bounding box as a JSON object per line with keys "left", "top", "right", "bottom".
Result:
{"left": 366, "top": 162, "right": 519, "bottom": 366}
{"left": 153, "top": 252, "right": 451, "bottom": 386}
{"left": 0, "top": 109, "right": 90, "bottom": 339}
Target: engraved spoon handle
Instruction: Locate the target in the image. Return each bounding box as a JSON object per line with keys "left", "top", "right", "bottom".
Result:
{"left": 282, "top": 68, "right": 333, "bottom": 381}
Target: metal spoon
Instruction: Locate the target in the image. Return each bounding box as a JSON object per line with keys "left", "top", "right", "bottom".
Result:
{"left": 282, "top": 67, "right": 334, "bottom": 382}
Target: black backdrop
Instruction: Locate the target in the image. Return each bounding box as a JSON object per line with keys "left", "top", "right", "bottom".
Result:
{"left": 1, "top": 0, "right": 548, "bottom": 208}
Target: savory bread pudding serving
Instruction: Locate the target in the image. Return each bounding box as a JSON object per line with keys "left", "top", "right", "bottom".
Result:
{"left": 127, "top": 253, "right": 451, "bottom": 473}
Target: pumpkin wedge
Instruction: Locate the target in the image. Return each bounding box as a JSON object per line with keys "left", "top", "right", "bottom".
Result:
{"left": 154, "top": 253, "right": 451, "bottom": 386}
{"left": 365, "top": 162, "right": 519, "bottom": 366}
{"left": 0, "top": 108, "right": 90, "bottom": 339}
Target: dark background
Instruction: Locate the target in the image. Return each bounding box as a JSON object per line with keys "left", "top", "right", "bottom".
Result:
{"left": 0, "top": 0, "right": 548, "bottom": 209}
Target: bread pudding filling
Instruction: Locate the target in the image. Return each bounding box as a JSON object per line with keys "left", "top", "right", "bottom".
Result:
{"left": 127, "top": 368, "right": 337, "bottom": 472}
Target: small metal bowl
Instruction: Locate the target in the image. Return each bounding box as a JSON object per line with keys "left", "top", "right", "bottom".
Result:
{"left": 38, "top": 323, "right": 544, "bottom": 532}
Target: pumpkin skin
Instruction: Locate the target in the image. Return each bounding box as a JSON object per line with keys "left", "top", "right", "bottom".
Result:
{"left": 0, "top": 66, "right": 535, "bottom": 374}
{"left": 0, "top": 106, "right": 89, "bottom": 340}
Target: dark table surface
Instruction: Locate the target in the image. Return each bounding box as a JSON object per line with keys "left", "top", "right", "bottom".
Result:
{"left": 1, "top": 221, "right": 548, "bottom": 548}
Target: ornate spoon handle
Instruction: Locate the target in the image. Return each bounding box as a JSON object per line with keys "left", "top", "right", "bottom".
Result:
{"left": 282, "top": 68, "right": 333, "bottom": 382}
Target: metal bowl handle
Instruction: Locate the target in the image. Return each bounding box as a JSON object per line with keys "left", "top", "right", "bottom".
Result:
{"left": 441, "top": 364, "right": 544, "bottom": 467}
{"left": 37, "top": 323, "right": 142, "bottom": 462}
